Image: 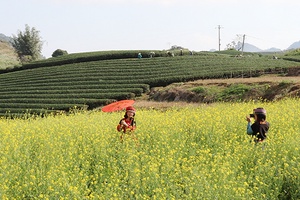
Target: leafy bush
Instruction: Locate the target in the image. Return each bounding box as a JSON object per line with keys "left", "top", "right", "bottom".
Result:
{"left": 191, "top": 86, "right": 206, "bottom": 94}
{"left": 218, "top": 84, "right": 251, "bottom": 101}
{"left": 52, "top": 49, "right": 68, "bottom": 57}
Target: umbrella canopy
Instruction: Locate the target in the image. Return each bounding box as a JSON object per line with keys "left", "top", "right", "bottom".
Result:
{"left": 101, "top": 100, "right": 135, "bottom": 112}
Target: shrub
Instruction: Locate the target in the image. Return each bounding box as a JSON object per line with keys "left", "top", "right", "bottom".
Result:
{"left": 52, "top": 49, "right": 68, "bottom": 57}
{"left": 218, "top": 84, "right": 251, "bottom": 101}
{"left": 191, "top": 86, "right": 206, "bottom": 94}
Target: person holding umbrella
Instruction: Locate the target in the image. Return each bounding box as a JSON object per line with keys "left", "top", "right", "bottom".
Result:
{"left": 117, "top": 106, "right": 138, "bottom": 143}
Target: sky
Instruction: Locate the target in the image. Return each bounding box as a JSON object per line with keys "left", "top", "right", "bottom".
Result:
{"left": 1, "top": 0, "right": 300, "bottom": 58}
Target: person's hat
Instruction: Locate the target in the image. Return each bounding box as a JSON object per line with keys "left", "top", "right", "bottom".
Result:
{"left": 253, "top": 108, "right": 266, "bottom": 115}
{"left": 126, "top": 106, "right": 136, "bottom": 113}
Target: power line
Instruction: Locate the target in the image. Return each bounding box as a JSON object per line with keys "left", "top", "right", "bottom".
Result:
{"left": 244, "top": 35, "right": 285, "bottom": 48}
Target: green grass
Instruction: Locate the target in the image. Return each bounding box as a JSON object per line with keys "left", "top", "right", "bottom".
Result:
{"left": 0, "top": 50, "right": 300, "bottom": 116}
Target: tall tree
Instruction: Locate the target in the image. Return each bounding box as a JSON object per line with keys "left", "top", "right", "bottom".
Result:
{"left": 11, "top": 24, "right": 43, "bottom": 62}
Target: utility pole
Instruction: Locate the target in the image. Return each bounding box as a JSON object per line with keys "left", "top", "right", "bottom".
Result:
{"left": 241, "top": 34, "right": 246, "bottom": 55}
{"left": 217, "top": 25, "right": 223, "bottom": 51}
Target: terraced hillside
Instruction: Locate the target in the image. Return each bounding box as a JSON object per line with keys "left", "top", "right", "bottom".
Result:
{"left": 0, "top": 51, "right": 299, "bottom": 117}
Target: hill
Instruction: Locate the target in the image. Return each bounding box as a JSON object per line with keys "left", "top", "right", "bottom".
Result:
{"left": 240, "top": 40, "right": 300, "bottom": 53}
{"left": 239, "top": 43, "right": 282, "bottom": 53}
{"left": 0, "top": 33, "right": 12, "bottom": 43}
{"left": 287, "top": 40, "right": 300, "bottom": 50}
{"left": 0, "top": 50, "right": 300, "bottom": 117}
{"left": 242, "top": 43, "right": 262, "bottom": 52}
{"left": 0, "top": 40, "right": 19, "bottom": 69}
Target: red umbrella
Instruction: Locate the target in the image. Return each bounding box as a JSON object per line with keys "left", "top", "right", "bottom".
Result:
{"left": 101, "top": 100, "right": 135, "bottom": 112}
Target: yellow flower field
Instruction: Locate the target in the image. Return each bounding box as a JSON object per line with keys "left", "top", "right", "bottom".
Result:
{"left": 0, "top": 99, "right": 299, "bottom": 199}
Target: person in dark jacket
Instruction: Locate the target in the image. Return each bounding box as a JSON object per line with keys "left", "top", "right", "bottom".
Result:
{"left": 246, "top": 108, "right": 270, "bottom": 143}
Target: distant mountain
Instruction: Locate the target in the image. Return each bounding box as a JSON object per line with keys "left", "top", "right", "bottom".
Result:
{"left": 0, "top": 33, "right": 12, "bottom": 43}
{"left": 237, "top": 43, "right": 283, "bottom": 53}
{"left": 260, "top": 47, "right": 282, "bottom": 52}
{"left": 287, "top": 41, "right": 300, "bottom": 50}
{"left": 243, "top": 40, "right": 300, "bottom": 52}
{"left": 242, "top": 43, "right": 262, "bottom": 52}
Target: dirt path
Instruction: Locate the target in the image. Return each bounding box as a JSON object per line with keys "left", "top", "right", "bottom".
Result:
{"left": 188, "top": 75, "right": 300, "bottom": 85}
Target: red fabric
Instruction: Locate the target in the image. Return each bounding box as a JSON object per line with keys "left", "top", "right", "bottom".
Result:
{"left": 117, "top": 118, "right": 136, "bottom": 133}
{"left": 126, "top": 106, "right": 136, "bottom": 113}
{"left": 101, "top": 100, "right": 134, "bottom": 112}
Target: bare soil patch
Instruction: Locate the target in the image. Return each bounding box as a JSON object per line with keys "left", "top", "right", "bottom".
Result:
{"left": 184, "top": 75, "right": 300, "bottom": 85}
{"left": 134, "top": 75, "right": 300, "bottom": 108}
